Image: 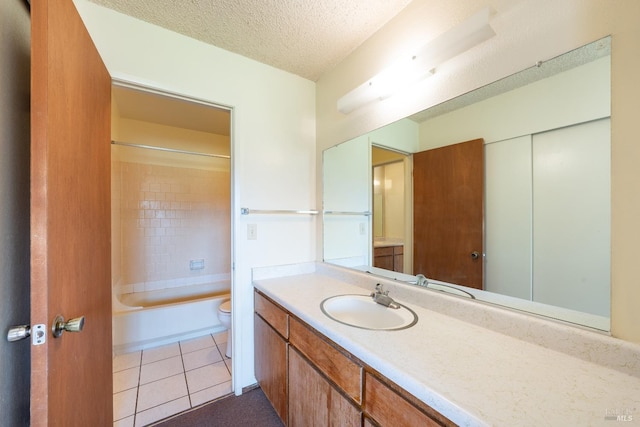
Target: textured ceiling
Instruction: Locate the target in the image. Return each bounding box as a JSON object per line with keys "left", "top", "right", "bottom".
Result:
{"left": 86, "top": 0, "right": 413, "bottom": 81}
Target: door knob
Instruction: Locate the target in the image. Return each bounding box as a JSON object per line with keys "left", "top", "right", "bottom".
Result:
{"left": 52, "top": 315, "right": 85, "bottom": 338}
{"left": 7, "top": 323, "right": 46, "bottom": 345}
{"left": 470, "top": 251, "right": 481, "bottom": 260}
{"left": 7, "top": 325, "right": 30, "bottom": 342}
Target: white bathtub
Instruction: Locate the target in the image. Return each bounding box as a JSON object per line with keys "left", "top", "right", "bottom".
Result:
{"left": 112, "top": 281, "right": 230, "bottom": 354}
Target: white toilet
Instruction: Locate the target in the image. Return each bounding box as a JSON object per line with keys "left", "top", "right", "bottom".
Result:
{"left": 217, "top": 300, "right": 232, "bottom": 358}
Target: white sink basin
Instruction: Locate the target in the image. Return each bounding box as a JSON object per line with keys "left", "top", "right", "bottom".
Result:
{"left": 320, "top": 294, "right": 418, "bottom": 330}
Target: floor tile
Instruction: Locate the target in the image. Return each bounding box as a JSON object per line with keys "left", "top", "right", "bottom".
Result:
{"left": 113, "top": 366, "right": 140, "bottom": 393}
{"left": 134, "top": 396, "right": 190, "bottom": 427}
{"left": 139, "top": 355, "right": 184, "bottom": 385}
{"left": 180, "top": 335, "right": 214, "bottom": 354}
{"left": 182, "top": 346, "right": 222, "bottom": 371}
{"left": 217, "top": 343, "right": 230, "bottom": 359}
{"left": 113, "top": 415, "right": 134, "bottom": 427}
{"left": 113, "top": 338, "right": 237, "bottom": 425}
{"left": 212, "top": 331, "right": 227, "bottom": 345}
{"left": 185, "top": 361, "right": 231, "bottom": 394}
{"left": 137, "top": 373, "right": 188, "bottom": 412}
{"left": 190, "top": 381, "right": 233, "bottom": 407}
{"left": 141, "top": 343, "right": 181, "bottom": 365}
{"left": 113, "top": 351, "right": 141, "bottom": 372}
{"left": 113, "top": 388, "right": 137, "bottom": 422}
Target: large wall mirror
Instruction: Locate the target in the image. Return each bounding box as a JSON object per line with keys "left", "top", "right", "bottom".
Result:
{"left": 323, "top": 36, "right": 611, "bottom": 331}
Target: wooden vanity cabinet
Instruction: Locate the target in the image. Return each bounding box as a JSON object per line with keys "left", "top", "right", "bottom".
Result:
{"left": 288, "top": 317, "right": 362, "bottom": 403}
{"left": 373, "top": 245, "right": 404, "bottom": 272}
{"left": 254, "top": 292, "right": 289, "bottom": 424}
{"left": 289, "top": 347, "right": 361, "bottom": 426}
{"left": 255, "top": 291, "right": 289, "bottom": 337}
{"left": 254, "top": 290, "right": 453, "bottom": 427}
{"left": 288, "top": 316, "right": 363, "bottom": 426}
{"left": 365, "top": 372, "right": 453, "bottom": 427}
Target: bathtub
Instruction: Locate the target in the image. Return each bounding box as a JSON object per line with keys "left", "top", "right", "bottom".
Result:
{"left": 112, "top": 281, "right": 230, "bottom": 354}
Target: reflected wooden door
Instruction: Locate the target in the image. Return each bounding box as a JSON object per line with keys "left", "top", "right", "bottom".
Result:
{"left": 413, "top": 139, "right": 484, "bottom": 289}
{"left": 31, "top": 0, "right": 112, "bottom": 425}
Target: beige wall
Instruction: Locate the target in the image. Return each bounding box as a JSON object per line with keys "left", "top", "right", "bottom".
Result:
{"left": 380, "top": 161, "right": 405, "bottom": 240}
{"left": 316, "top": 0, "right": 640, "bottom": 343}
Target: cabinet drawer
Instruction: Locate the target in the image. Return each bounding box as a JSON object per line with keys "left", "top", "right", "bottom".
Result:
{"left": 365, "top": 372, "right": 453, "bottom": 427}
{"left": 289, "top": 317, "right": 362, "bottom": 404}
{"left": 255, "top": 291, "right": 289, "bottom": 338}
{"left": 374, "top": 246, "right": 394, "bottom": 257}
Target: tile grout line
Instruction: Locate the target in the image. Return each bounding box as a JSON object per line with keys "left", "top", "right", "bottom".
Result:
{"left": 114, "top": 335, "right": 232, "bottom": 426}
{"left": 141, "top": 343, "right": 181, "bottom": 365}
{"left": 133, "top": 350, "right": 143, "bottom": 427}
{"left": 133, "top": 372, "right": 190, "bottom": 424}
{"left": 213, "top": 333, "right": 232, "bottom": 376}
{"left": 136, "top": 396, "right": 191, "bottom": 425}
{"left": 178, "top": 341, "right": 193, "bottom": 409}
{"left": 182, "top": 334, "right": 217, "bottom": 404}
{"left": 211, "top": 334, "right": 230, "bottom": 376}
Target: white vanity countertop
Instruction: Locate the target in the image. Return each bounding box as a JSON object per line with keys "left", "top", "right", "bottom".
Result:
{"left": 373, "top": 238, "right": 404, "bottom": 248}
{"left": 252, "top": 263, "right": 640, "bottom": 427}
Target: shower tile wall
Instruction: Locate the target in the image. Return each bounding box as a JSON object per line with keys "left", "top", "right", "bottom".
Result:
{"left": 117, "top": 162, "right": 230, "bottom": 293}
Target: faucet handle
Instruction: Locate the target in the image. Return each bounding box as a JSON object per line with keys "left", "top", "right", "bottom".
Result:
{"left": 375, "top": 283, "right": 389, "bottom": 295}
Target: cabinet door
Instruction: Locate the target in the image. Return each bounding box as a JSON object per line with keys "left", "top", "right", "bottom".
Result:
{"left": 393, "top": 252, "right": 404, "bottom": 272}
{"left": 289, "top": 348, "right": 361, "bottom": 427}
{"left": 365, "top": 372, "right": 452, "bottom": 427}
{"left": 254, "top": 314, "right": 288, "bottom": 424}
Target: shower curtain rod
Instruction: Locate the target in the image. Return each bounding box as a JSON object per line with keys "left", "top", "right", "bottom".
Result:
{"left": 111, "top": 140, "right": 230, "bottom": 159}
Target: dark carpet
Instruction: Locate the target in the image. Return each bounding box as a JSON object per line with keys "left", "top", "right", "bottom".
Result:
{"left": 153, "top": 387, "right": 284, "bottom": 427}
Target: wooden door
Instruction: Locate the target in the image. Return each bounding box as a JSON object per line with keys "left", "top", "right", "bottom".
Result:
{"left": 413, "top": 139, "right": 484, "bottom": 289}
{"left": 31, "top": 1, "right": 112, "bottom": 425}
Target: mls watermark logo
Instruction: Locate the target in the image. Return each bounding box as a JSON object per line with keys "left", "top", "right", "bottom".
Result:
{"left": 605, "top": 408, "right": 635, "bottom": 422}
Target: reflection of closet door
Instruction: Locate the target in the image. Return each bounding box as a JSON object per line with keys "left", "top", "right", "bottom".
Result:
{"left": 485, "top": 135, "right": 532, "bottom": 299}
{"left": 532, "top": 118, "right": 611, "bottom": 317}
{"left": 413, "top": 139, "right": 484, "bottom": 289}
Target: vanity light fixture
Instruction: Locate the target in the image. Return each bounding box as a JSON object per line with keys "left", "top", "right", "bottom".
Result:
{"left": 337, "top": 6, "right": 496, "bottom": 114}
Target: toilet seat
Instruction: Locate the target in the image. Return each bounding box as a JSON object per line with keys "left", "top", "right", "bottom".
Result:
{"left": 219, "top": 300, "right": 231, "bottom": 313}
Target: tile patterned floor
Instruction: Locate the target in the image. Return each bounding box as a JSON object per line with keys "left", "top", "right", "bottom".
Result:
{"left": 113, "top": 331, "right": 232, "bottom": 427}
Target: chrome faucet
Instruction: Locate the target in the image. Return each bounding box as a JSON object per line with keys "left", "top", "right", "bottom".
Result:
{"left": 414, "top": 274, "right": 429, "bottom": 288}
{"left": 370, "top": 284, "right": 401, "bottom": 309}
